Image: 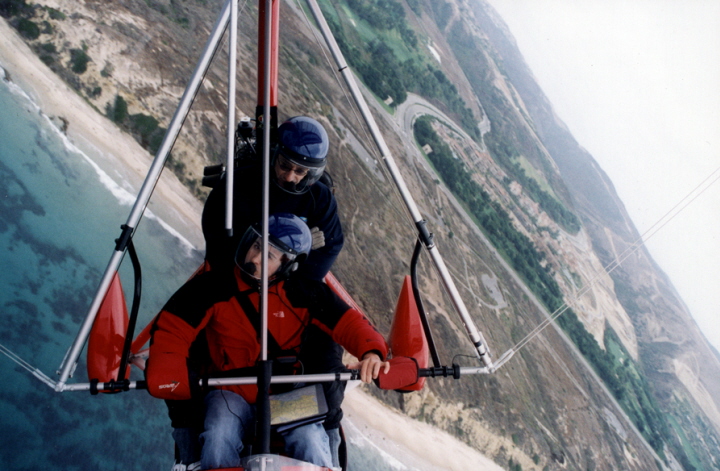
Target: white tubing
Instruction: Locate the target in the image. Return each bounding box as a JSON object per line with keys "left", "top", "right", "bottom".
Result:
{"left": 303, "top": 0, "right": 492, "bottom": 367}
{"left": 56, "top": 0, "right": 234, "bottom": 389}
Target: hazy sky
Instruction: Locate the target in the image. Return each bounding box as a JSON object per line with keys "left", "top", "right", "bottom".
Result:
{"left": 484, "top": 0, "right": 720, "bottom": 351}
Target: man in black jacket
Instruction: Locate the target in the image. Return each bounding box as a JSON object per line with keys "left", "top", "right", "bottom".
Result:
{"left": 202, "top": 116, "right": 343, "bottom": 280}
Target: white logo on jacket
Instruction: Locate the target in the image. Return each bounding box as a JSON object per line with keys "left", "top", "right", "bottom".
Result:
{"left": 272, "top": 311, "right": 285, "bottom": 318}
{"left": 158, "top": 381, "right": 180, "bottom": 392}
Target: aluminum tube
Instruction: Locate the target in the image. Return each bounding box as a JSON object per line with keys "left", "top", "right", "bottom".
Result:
{"left": 303, "top": 0, "right": 493, "bottom": 367}
{"left": 61, "top": 381, "right": 146, "bottom": 392}
{"left": 58, "top": 368, "right": 496, "bottom": 393}
{"left": 427, "top": 245, "right": 491, "bottom": 362}
{"left": 458, "top": 366, "right": 491, "bottom": 376}
{"left": 56, "top": 0, "right": 233, "bottom": 389}
{"left": 259, "top": 0, "right": 274, "bottom": 362}
{"left": 225, "top": 0, "right": 239, "bottom": 236}
{"left": 125, "top": 0, "right": 232, "bottom": 232}
{"left": 208, "top": 371, "right": 356, "bottom": 387}
{"left": 58, "top": 372, "right": 358, "bottom": 392}
{"left": 304, "top": 0, "right": 422, "bottom": 223}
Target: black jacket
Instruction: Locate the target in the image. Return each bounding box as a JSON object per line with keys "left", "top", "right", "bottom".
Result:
{"left": 201, "top": 162, "right": 343, "bottom": 280}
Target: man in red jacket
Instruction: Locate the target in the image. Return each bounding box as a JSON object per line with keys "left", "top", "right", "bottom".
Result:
{"left": 147, "top": 213, "right": 389, "bottom": 469}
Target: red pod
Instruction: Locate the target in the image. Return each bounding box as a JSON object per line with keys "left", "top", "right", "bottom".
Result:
{"left": 376, "top": 356, "right": 420, "bottom": 391}
{"left": 87, "top": 272, "right": 129, "bottom": 383}
{"left": 388, "top": 275, "right": 429, "bottom": 391}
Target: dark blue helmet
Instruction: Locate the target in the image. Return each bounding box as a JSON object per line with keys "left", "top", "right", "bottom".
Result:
{"left": 273, "top": 116, "right": 329, "bottom": 194}
{"left": 236, "top": 213, "right": 312, "bottom": 285}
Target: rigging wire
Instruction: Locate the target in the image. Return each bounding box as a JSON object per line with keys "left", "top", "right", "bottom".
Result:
{"left": 492, "top": 164, "right": 720, "bottom": 371}
{"left": 292, "top": 0, "right": 720, "bottom": 373}
{"left": 3, "top": 0, "right": 715, "bottom": 385}
{"left": 0, "top": 343, "right": 56, "bottom": 389}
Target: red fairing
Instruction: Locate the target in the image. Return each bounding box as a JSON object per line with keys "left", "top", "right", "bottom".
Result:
{"left": 388, "top": 276, "right": 429, "bottom": 391}
{"left": 324, "top": 272, "right": 364, "bottom": 313}
{"left": 376, "top": 356, "right": 420, "bottom": 391}
{"left": 87, "top": 272, "right": 129, "bottom": 383}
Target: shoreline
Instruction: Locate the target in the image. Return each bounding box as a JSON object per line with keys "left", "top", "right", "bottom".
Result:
{"left": 0, "top": 17, "right": 204, "bottom": 249}
{"left": 0, "top": 16, "right": 504, "bottom": 471}
{"left": 343, "top": 389, "right": 503, "bottom": 470}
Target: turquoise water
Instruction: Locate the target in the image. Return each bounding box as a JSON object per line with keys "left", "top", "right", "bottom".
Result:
{"left": 0, "top": 70, "right": 204, "bottom": 470}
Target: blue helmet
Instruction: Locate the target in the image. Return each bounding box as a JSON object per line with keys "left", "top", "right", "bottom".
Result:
{"left": 273, "top": 116, "right": 329, "bottom": 194}
{"left": 236, "top": 213, "right": 312, "bottom": 285}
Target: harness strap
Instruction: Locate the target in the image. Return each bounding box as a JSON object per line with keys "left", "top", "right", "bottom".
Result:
{"left": 234, "top": 288, "right": 285, "bottom": 359}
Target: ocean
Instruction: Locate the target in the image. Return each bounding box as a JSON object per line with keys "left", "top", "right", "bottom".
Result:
{"left": 0, "top": 64, "right": 208, "bottom": 470}
{"left": 0, "top": 68, "right": 414, "bottom": 470}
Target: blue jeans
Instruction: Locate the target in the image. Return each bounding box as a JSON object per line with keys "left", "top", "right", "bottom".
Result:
{"left": 327, "top": 427, "right": 341, "bottom": 468}
{"left": 200, "top": 389, "right": 333, "bottom": 469}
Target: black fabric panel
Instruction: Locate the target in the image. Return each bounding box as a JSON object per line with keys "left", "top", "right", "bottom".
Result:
{"left": 202, "top": 161, "right": 344, "bottom": 281}
{"left": 161, "top": 271, "right": 236, "bottom": 328}
{"left": 282, "top": 277, "right": 350, "bottom": 330}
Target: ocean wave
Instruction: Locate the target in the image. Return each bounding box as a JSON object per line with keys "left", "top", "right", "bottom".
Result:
{"left": 0, "top": 68, "right": 198, "bottom": 256}
{"left": 345, "top": 419, "right": 408, "bottom": 470}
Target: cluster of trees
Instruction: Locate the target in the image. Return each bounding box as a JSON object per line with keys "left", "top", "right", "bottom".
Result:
{"left": 415, "top": 116, "right": 671, "bottom": 453}
{"left": 486, "top": 129, "right": 580, "bottom": 233}
{"left": 325, "top": 0, "right": 479, "bottom": 140}
{"left": 346, "top": 0, "right": 417, "bottom": 48}
{"left": 106, "top": 95, "right": 200, "bottom": 194}
{"left": 107, "top": 95, "right": 166, "bottom": 157}
{"left": 502, "top": 165, "right": 580, "bottom": 233}
{"left": 69, "top": 48, "right": 91, "bottom": 74}
{"left": 352, "top": 39, "right": 408, "bottom": 105}
{"left": 558, "top": 311, "right": 670, "bottom": 453}
{"left": 414, "top": 116, "right": 559, "bottom": 303}
{"left": 2, "top": 1, "right": 63, "bottom": 39}
{"left": 2, "top": 2, "right": 91, "bottom": 80}
{"left": 0, "top": 0, "right": 30, "bottom": 17}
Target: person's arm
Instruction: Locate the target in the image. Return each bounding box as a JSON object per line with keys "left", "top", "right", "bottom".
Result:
{"left": 146, "top": 276, "right": 217, "bottom": 400}
{"left": 285, "top": 279, "right": 389, "bottom": 382}
{"left": 330, "top": 308, "right": 390, "bottom": 382}
{"left": 299, "top": 184, "right": 344, "bottom": 280}
{"left": 146, "top": 311, "right": 203, "bottom": 400}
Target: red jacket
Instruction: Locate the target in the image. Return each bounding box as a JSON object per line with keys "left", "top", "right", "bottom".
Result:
{"left": 146, "top": 269, "right": 387, "bottom": 403}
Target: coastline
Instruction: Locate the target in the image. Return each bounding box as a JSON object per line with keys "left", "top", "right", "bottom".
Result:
{"left": 0, "top": 17, "right": 204, "bottom": 249}
{"left": 0, "top": 16, "right": 504, "bottom": 471}
{"left": 343, "top": 389, "right": 504, "bottom": 470}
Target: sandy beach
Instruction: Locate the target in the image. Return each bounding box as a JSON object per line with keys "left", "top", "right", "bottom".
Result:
{"left": 343, "top": 388, "right": 503, "bottom": 470}
{"left": 0, "top": 16, "right": 503, "bottom": 471}
{"left": 0, "top": 17, "right": 204, "bottom": 249}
